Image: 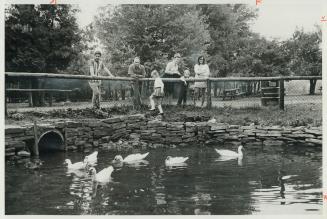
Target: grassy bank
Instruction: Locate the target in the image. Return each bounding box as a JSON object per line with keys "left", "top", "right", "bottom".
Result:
{"left": 6, "top": 101, "right": 321, "bottom": 127}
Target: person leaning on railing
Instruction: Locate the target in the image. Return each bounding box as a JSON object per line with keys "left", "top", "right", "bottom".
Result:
{"left": 128, "top": 57, "right": 146, "bottom": 107}
{"left": 162, "top": 53, "right": 183, "bottom": 105}
{"left": 88, "top": 50, "right": 114, "bottom": 109}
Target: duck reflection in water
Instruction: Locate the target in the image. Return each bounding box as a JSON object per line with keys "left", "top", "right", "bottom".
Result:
{"left": 277, "top": 170, "right": 298, "bottom": 205}
{"left": 215, "top": 155, "right": 243, "bottom": 166}
{"left": 278, "top": 171, "right": 286, "bottom": 205}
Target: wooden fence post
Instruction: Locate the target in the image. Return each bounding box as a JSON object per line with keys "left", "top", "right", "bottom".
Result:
{"left": 133, "top": 79, "right": 142, "bottom": 110}
{"left": 206, "top": 79, "right": 212, "bottom": 109}
{"left": 28, "top": 79, "right": 33, "bottom": 107}
{"left": 33, "top": 120, "right": 39, "bottom": 158}
{"left": 279, "top": 79, "right": 285, "bottom": 110}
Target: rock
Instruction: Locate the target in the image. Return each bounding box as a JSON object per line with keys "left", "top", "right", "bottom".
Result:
{"left": 223, "top": 135, "right": 239, "bottom": 141}
{"left": 16, "top": 158, "right": 30, "bottom": 164}
{"left": 5, "top": 126, "right": 26, "bottom": 134}
{"left": 304, "top": 129, "right": 322, "bottom": 136}
{"left": 257, "top": 133, "right": 282, "bottom": 137}
{"left": 263, "top": 140, "right": 284, "bottom": 147}
{"left": 102, "top": 117, "right": 122, "bottom": 124}
{"left": 93, "top": 141, "right": 99, "bottom": 147}
{"left": 283, "top": 134, "right": 315, "bottom": 139}
{"left": 17, "top": 150, "right": 31, "bottom": 157}
{"left": 305, "top": 138, "right": 322, "bottom": 145}
{"left": 67, "top": 146, "right": 78, "bottom": 151}
{"left": 210, "top": 125, "right": 227, "bottom": 131}
{"left": 228, "top": 125, "right": 240, "bottom": 129}
{"left": 276, "top": 136, "right": 297, "bottom": 142}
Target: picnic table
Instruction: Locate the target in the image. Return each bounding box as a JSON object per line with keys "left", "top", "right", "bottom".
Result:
{"left": 6, "top": 88, "right": 73, "bottom": 107}
{"left": 222, "top": 88, "right": 239, "bottom": 100}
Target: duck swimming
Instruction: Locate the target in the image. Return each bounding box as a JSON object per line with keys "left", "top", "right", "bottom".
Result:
{"left": 64, "top": 159, "right": 88, "bottom": 170}
{"left": 165, "top": 156, "right": 189, "bottom": 166}
{"left": 88, "top": 166, "right": 114, "bottom": 183}
{"left": 113, "top": 152, "right": 149, "bottom": 163}
{"left": 84, "top": 151, "right": 98, "bottom": 165}
{"left": 215, "top": 145, "right": 244, "bottom": 158}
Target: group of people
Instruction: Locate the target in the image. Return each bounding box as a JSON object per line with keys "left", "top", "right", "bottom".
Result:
{"left": 88, "top": 51, "right": 210, "bottom": 115}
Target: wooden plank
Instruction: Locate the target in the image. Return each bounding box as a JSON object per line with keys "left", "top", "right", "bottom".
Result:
{"left": 5, "top": 72, "right": 321, "bottom": 82}
{"left": 6, "top": 89, "right": 73, "bottom": 92}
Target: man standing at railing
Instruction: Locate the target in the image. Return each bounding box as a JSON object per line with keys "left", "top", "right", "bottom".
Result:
{"left": 128, "top": 57, "right": 146, "bottom": 109}
{"left": 89, "top": 50, "right": 114, "bottom": 109}
{"left": 163, "top": 53, "right": 183, "bottom": 105}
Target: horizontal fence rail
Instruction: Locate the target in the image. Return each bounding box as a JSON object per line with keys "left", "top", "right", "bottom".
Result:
{"left": 6, "top": 89, "right": 73, "bottom": 92}
{"left": 5, "top": 72, "right": 322, "bottom": 82}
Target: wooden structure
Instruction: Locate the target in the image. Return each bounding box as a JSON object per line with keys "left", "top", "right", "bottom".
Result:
{"left": 261, "top": 81, "right": 280, "bottom": 106}
{"left": 6, "top": 88, "right": 73, "bottom": 107}
{"left": 5, "top": 72, "right": 322, "bottom": 113}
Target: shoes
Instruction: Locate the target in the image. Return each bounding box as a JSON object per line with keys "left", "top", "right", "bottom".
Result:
{"left": 149, "top": 108, "right": 155, "bottom": 111}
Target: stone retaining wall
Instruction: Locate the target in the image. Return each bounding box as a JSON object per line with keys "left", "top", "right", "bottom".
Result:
{"left": 5, "top": 114, "right": 322, "bottom": 159}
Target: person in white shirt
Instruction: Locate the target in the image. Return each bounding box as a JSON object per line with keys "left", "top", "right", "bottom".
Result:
{"left": 149, "top": 70, "right": 164, "bottom": 115}
{"left": 163, "top": 53, "right": 182, "bottom": 104}
{"left": 194, "top": 55, "right": 210, "bottom": 107}
{"left": 88, "top": 50, "right": 114, "bottom": 109}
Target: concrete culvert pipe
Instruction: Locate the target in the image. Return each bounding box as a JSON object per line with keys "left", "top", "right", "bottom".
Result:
{"left": 38, "top": 130, "right": 65, "bottom": 153}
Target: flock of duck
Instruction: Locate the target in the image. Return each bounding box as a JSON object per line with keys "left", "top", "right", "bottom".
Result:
{"left": 64, "top": 145, "right": 245, "bottom": 183}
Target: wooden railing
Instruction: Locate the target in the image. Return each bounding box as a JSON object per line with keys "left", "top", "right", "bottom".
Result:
{"left": 5, "top": 72, "right": 322, "bottom": 113}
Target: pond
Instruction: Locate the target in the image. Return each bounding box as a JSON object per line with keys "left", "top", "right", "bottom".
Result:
{"left": 5, "top": 144, "right": 322, "bottom": 215}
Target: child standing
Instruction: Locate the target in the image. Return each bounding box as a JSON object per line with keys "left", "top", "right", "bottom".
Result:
{"left": 177, "top": 68, "right": 191, "bottom": 107}
{"left": 149, "top": 70, "right": 164, "bottom": 115}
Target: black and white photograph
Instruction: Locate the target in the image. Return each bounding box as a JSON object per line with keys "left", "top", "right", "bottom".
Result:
{"left": 3, "top": 0, "right": 325, "bottom": 216}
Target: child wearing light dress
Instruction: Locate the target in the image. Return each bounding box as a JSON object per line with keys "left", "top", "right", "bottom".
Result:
{"left": 149, "top": 70, "right": 164, "bottom": 115}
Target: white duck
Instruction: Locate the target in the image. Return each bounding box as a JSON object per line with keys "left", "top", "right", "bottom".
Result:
{"left": 215, "top": 145, "right": 244, "bottom": 158}
{"left": 84, "top": 151, "right": 98, "bottom": 165}
{"left": 165, "top": 156, "right": 189, "bottom": 166}
{"left": 64, "top": 159, "right": 88, "bottom": 170}
{"left": 113, "top": 152, "right": 149, "bottom": 163}
{"left": 89, "top": 166, "right": 114, "bottom": 183}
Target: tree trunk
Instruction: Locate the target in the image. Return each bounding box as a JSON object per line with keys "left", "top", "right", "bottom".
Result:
{"left": 309, "top": 79, "right": 317, "bottom": 95}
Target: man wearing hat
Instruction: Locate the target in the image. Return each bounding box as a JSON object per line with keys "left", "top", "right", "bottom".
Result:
{"left": 89, "top": 50, "right": 114, "bottom": 109}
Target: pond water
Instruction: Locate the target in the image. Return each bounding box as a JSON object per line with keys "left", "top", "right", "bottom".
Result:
{"left": 5, "top": 144, "right": 322, "bottom": 215}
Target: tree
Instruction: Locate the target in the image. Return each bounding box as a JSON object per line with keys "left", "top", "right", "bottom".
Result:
{"left": 198, "top": 4, "right": 258, "bottom": 77}
{"left": 5, "top": 4, "right": 81, "bottom": 105}
{"left": 94, "top": 4, "right": 211, "bottom": 75}
{"left": 284, "top": 27, "right": 322, "bottom": 94}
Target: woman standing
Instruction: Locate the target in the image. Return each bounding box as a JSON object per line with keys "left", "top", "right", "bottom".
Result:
{"left": 194, "top": 56, "right": 210, "bottom": 107}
